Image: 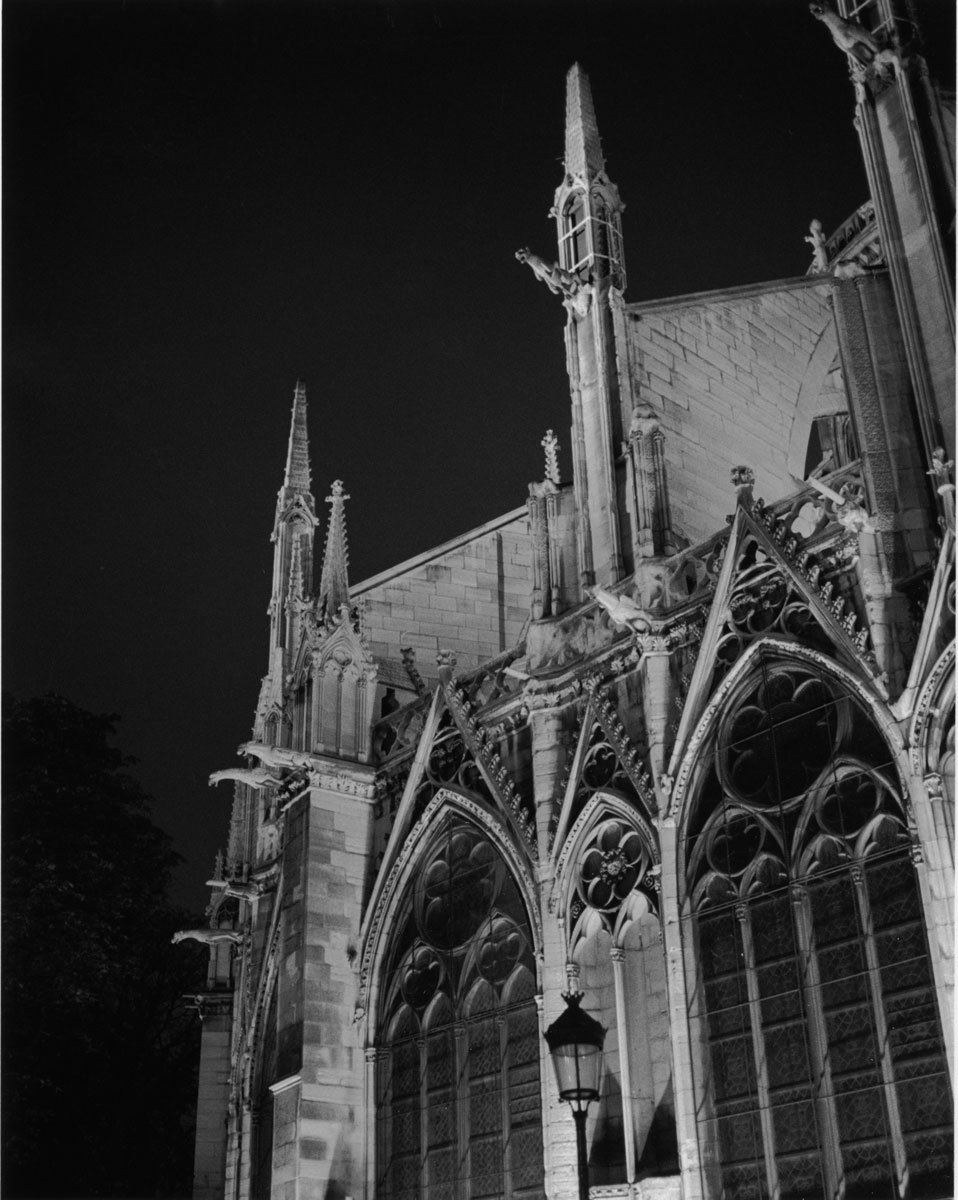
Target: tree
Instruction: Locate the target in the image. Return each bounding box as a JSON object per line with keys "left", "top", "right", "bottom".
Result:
{"left": 2, "top": 694, "right": 207, "bottom": 1198}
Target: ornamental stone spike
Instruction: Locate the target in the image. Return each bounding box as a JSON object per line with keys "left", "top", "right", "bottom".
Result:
{"left": 542, "top": 430, "right": 561, "bottom": 485}
{"left": 318, "top": 479, "right": 351, "bottom": 619}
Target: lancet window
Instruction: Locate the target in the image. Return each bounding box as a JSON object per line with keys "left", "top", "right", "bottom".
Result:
{"left": 566, "top": 812, "right": 677, "bottom": 1183}
{"left": 375, "top": 816, "right": 544, "bottom": 1200}
{"left": 684, "top": 660, "right": 952, "bottom": 1200}
{"left": 559, "top": 192, "right": 623, "bottom": 285}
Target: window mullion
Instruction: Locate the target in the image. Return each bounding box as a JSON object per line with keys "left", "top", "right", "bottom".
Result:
{"left": 789, "top": 884, "right": 845, "bottom": 1200}
{"left": 416, "top": 1035, "right": 427, "bottom": 1198}
{"left": 610, "top": 945, "right": 638, "bottom": 1183}
{"left": 850, "top": 864, "right": 910, "bottom": 1198}
{"left": 498, "top": 1012, "right": 511, "bottom": 1200}
{"left": 736, "top": 903, "right": 781, "bottom": 1200}
{"left": 454, "top": 1022, "right": 468, "bottom": 1200}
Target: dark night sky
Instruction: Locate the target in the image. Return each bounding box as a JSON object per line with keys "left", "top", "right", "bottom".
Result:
{"left": 5, "top": 0, "right": 954, "bottom": 909}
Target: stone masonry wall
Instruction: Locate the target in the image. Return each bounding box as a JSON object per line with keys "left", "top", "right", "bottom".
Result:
{"left": 354, "top": 509, "right": 534, "bottom": 676}
{"left": 625, "top": 278, "right": 837, "bottom": 546}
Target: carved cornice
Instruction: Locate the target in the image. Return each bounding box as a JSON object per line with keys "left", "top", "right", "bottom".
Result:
{"left": 185, "top": 991, "right": 234, "bottom": 1021}
{"left": 306, "top": 768, "right": 376, "bottom": 801}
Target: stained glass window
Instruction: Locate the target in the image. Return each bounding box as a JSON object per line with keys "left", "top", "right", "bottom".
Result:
{"left": 685, "top": 661, "right": 953, "bottom": 1200}
{"left": 376, "top": 816, "right": 545, "bottom": 1200}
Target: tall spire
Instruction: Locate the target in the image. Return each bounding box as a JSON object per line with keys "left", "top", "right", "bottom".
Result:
{"left": 280, "top": 379, "right": 312, "bottom": 503}
{"left": 267, "top": 381, "right": 317, "bottom": 658}
{"left": 564, "top": 63, "right": 605, "bottom": 181}
{"left": 317, "top": 480, "right": 351, "bottom": 620}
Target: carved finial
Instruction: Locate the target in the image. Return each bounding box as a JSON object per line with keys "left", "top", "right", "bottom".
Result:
{"left": 318, "top": 480, "right": 351, "bottom": 621}
{"left": 542, "top": 430, "right": 561, "bottom": 485}
{"left": 436, "top": 648, "right": 458, "bottom": 677}
{"left": 805, "top": 219, "right": 829, "bottom": 274}
{"left": 731, "top": 466, "right": 755, "bottom": 508}
{"left": 809, "top": 3, "right": 883, "bottom": 67}
{"left": 515, "top": 247, "right": 582, "bottom": 299}
{"left": 212, "top": 850, "right": 225, "bottom": 882}
{"left": 928, "top": 447, "right": 956, "bottom": 533}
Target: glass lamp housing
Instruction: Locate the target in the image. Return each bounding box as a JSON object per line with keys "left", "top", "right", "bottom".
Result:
{"left": 544, "top": 993, "right": 606, "bottom": 1110}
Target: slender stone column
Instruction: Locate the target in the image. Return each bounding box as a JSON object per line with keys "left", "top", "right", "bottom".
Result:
{"left": 610, "top": 947, "right": 637, "bottom": 1183}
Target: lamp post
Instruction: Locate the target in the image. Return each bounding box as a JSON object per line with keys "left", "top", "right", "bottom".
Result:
{"left": 544, "top": 992, "right": 607, "bottom": 1200}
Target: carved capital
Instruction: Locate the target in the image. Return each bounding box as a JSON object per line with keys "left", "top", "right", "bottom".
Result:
{"left": 924, "top": 773, "right": 945, "bottom": 802}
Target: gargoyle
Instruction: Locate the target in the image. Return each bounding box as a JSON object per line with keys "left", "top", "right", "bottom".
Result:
{"left": 515, "top": 248, "right": 581, "bottom": 299}
{"left": 172, "top": 928, "right": 242, "bottom": 946}
{"left": 207, "top": 879, "right": 262, "bottom": 902}
{"left": 209, "top": 766, "right": 281, "bottom": 791}
{"left": 809, "top": 3, "right": 882, "bottom": 66}
{"left": 590, "top": 585, "right": 652, "bottom": 632}
{"left": 239, "top": 741, "right": 288, "bottom": 768}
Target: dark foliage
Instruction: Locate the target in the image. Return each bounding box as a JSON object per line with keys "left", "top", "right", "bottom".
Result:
{"left": 2, "top": 694, "right": 207, "bottom": 1198}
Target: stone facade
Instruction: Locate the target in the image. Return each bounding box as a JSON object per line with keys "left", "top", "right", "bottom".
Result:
{"left": 183, "top": 5, "right": 955, "bottom": 1198}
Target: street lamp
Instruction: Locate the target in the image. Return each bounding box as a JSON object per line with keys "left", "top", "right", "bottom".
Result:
{"left": 544, "top": 992, "right": 607, "bottom": 1200}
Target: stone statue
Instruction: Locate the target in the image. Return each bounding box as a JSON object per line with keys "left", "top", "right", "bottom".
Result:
{"left": 515, "top": 248, "right": 581, "bottom": 299}
{"left": 209, "top": 766, "right": 280, "bottom": 790}
{"left": 590, "top": 585, "right": 652, "bottom": 633}
{"left": 809, "top": 3, "right": 882, "bottom": 66}
{"left": 172, "top": 928, "right": 242, "bottom": 946}
{"left": 805, "top": 219, "right": 829, "bottom": 274}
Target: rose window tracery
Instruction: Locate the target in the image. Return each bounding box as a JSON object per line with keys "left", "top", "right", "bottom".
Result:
{"left": 578, "top": 820, "right": 647, "bottom": 912}
{"left": 573, "top": 818, "right": 655, "bottom": 930}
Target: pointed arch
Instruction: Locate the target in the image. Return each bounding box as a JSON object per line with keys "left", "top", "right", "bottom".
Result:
{"left": 910, "top": 640, "right": 955, "bottom": 783}
{"left": 670, "top": 638, "right": 906, "bottom": 836}
{"left": 368, "top": 789, "right": 546, "bottom": 1200}
{"left": 674, "top": 640, "right": 953, "bottom": 1199}
{"left": 361, "top": 787, "right": 541, "bottom": 1039}
{"left": 553, "top": 789, "right": 659, "bottom": 953}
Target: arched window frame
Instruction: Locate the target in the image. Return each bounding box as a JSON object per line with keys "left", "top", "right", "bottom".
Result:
{"left": 365, "top": 790, "right": 545, "bottom": 1200}
{"left": 675, "top": 647, "right": 953, "bottom": 1200}
{"left": 554, "top": 792, "right": 671, "bottom": 1184}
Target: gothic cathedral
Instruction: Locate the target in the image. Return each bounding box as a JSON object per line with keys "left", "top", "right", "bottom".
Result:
{"left": 183, "top": 4, "right": 955, "bottom": 1198}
